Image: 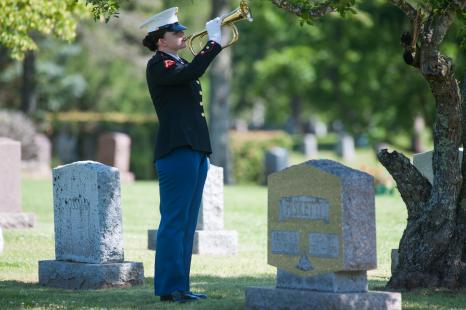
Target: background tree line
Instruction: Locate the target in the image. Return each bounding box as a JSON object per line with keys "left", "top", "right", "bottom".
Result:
{"left": 1, "top": 0, "right": 463, "bottom": 145}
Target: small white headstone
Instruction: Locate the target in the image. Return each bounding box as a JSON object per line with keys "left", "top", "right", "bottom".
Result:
{"left": 413, "top": 149, "right": 463, "bottom": 184}
{"left": 336, "top": 134, "right": 355, "bottom": 162}
{"left": 303, "top": 134, "right": 318, "bottom": 159}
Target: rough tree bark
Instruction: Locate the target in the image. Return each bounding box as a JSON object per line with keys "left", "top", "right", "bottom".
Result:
{"left": 209, "top": 0, "right": 234, "bottom": 184}
{"left": 377, "top": 0, "right": 466, "bottom": 289}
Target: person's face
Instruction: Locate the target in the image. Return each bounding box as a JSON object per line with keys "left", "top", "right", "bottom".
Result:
{"left": 159, "top": 30, "right": 186, "bottom": 51}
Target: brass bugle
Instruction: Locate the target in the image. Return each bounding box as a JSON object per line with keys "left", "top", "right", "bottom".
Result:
{"left": 185, "top": 0, "right": 253, "bottom": 56}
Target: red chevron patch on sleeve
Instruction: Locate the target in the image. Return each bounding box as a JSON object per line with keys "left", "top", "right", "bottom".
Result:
{"left": 164, "top": 60, "right": 176, "bottom": 69}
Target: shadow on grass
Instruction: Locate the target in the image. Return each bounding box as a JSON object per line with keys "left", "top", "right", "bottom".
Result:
{"left": 368, "top": 278, "right": 466, "bottom": 309}
{"left": 2, "top": 275, "right": 466, "bottom": 309}
{"left": 0, "top": 274, "right": 275, "bottom": 310}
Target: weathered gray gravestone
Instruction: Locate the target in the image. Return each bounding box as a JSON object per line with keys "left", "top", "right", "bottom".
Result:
{"left": 148, "top": 165, "right": 238, "bottom": 255}
{"left": 264, "top": 147, "right": 289, "bottom": 183}
{"left": 303, "top": 134, "right": 318, "bottom": 159}
{"left": 0, "top": 138, "right": 36, "bottom": 229}
{"left": 38, "top": 161, "right": 144, "bottom": 289}
{"left": 336, "top": 134, "right": 356, "bottom": 162}
{"left": 245, "top": 160, "right": 401, "bottom": 310}
{"left": 413, "top": 149, "right": 463, "bottom": 185}
{"left": 97, "top": 132, "right": 135, "bottom": 182}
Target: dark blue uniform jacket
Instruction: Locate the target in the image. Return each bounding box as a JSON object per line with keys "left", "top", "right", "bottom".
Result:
{"left": 146, "top": 40, "right": 222, "bottom": 161}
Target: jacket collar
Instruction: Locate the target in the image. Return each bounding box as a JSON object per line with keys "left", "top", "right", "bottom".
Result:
{"left": 157, "top": 51, "right": 185, "bottom": 63}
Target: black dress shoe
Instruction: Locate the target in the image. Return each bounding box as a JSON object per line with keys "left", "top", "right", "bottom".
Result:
{"left": 160, "top": 290, "right": 200, "bottom": 303}
{"left": 185, "top": 291, "right": 208, "bottom": 299}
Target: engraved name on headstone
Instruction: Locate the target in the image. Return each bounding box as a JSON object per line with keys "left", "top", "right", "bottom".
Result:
{"left": 279, "top": 196, "right": 329, "bottom": 223}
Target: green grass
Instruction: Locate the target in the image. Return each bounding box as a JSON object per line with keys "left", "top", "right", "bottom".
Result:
{"left": 1, "top": 177, "right": 465, "bottom": 309}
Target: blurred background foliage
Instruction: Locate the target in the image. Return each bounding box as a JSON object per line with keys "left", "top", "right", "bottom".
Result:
{"left": 0, "top": 0, "right": 464, "bottom": 181}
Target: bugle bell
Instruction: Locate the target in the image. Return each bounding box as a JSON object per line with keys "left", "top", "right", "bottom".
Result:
{"left": 185, "top": 0, "right": 253, "bottom": 56}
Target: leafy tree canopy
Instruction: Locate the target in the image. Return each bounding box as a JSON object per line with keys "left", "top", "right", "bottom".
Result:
{"left": 0, "top": 0, "right": 126, "bottom": 60}
{"left": 0, "top": 0, "right": 91, "bottom": 59}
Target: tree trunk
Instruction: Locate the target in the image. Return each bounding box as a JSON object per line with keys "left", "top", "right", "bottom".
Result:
{"left": 20, "top": 50, "right": 37, "bottom": 114}
{"left": 378, "top": 2, "right": 466, "bottom": 289}
{"left": 208, "top": 0, "right": 234, "bottom": 184}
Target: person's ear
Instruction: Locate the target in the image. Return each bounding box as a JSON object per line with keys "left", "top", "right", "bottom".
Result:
{"left": 157, "top": 37, "right": 165, "bottom": 47}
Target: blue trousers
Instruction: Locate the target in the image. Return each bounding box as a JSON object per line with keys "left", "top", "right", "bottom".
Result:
{"left": 154, "top": 147, "right": 209, "bottom": 296}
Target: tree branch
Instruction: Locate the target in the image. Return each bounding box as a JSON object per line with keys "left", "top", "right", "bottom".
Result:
{"left": 269, "top": 0, "right": 334, "bottom": 18}
{"left": 389, "top": 0, "right": 418, "bottom": 21}
{"left": 377, "top": 149, "right": 431, "bottom": 219}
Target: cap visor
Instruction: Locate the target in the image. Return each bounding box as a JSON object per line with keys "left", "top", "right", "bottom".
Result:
{"left": 172, "top": 23, "right": 187, "bottom": 31}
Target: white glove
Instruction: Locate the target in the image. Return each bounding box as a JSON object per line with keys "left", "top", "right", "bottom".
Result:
{"left": 206, "top": 17, "right": 222, "bottom": 44}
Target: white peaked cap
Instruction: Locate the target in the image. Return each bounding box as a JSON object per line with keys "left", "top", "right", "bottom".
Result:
{"left": 139, "top": 7, "right": 182, "bottom": 32}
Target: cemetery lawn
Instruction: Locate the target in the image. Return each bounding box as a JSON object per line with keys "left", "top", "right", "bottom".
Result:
{"left": 1, "top": 178, "right": 466, "bottom": 309}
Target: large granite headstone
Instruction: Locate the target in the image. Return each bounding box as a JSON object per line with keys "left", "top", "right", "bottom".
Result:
{"left": 38, "top": 161, "right": 144, "bottom": 289}
{"left": 245, "top": 160, "right": 401, "bottom": 309}
{"left": 336, "top": 134, "right": 355, "bottom": 162}
{"left": 148, "top": 165, "right": 237, "bottom": 255}
{"left": 97, "top": 132, "right": 134, "bottom": 182}
{"left": 0, "top": 138, "right": 35, "bottom": 229}
{"left": 413, "top": 149, "right": 463, "bottom": 185}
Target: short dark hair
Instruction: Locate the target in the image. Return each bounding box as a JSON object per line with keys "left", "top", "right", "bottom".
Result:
{"left": 142, "top": 28, "right": 169, "bottom": 52}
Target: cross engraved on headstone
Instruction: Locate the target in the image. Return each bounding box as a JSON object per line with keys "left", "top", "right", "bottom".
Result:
{"left": 295, "top": 254, "right": 313, "bottom": 271}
